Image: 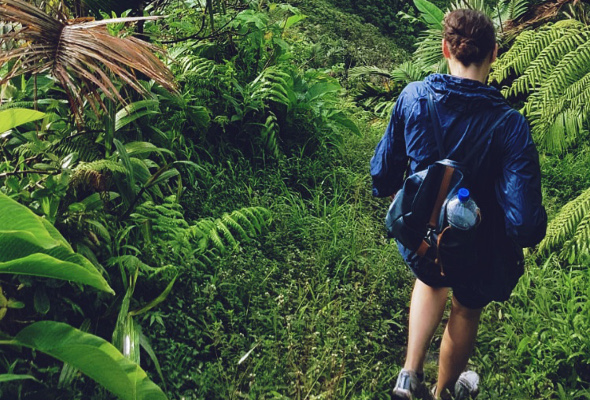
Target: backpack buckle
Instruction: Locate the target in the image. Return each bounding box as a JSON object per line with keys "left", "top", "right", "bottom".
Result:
{"left": 424, "top": 227, "right": 435, "bottom": 246}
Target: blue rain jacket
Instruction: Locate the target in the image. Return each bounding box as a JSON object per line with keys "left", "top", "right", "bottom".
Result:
{"left": 371, "top": 74, "right": 547, "bottom": 300}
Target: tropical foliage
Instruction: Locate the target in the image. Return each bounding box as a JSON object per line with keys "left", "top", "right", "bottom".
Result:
{"left": 1, "top": 0, "right": 590, "bottom": 398}
{"left": 490, "top": 19, "right": 590, "bottom": 154}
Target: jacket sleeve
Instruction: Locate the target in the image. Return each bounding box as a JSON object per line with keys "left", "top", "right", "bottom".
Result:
{"left": 495, "top": 111, "right": 547, "bottom": 247}
{"left": 370, "top": 92, "right": 409, "bottom": 197}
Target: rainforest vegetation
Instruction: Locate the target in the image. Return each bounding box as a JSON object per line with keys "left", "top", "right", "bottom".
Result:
{"left": 0, "top": 0, "right": 589, "bottom": 398}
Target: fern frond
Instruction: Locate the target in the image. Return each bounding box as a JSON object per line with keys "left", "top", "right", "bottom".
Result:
{"left": 86, "top": 219, "right": 111, "bottom": 243}
{"left": 505, "top": 28, "right": 588, "bottom": 98}
{"left": 498, "top": 0, "right": 529, "bottom": 22}
{"left": 260, "top": 112, "right": 280, "bottom": 158}
{"left": 249, "top": 67, "right": 293, "bottom": 107}
{"left": 74, "top": 160, "right": 127, "bottom": 175}
{"left": 491, "top": 19, "right": 590, "bottom": 154}
{"left": 539, "top": 187, "right": 590, "bottom": 258}
{"left": 129, "top": 198, "right": 188, "bottom": 246}
{"left": 490, "top": 20, "right": 583, "bottom": 85}
{"left": 176, "top": 55, "right": 217, "bottom": 78}
{"left": 186, "top": 206, "right": 271, "bottom": 254}
{"left": 531, "top": 37, "right": 590, "bottom": 104}
{"left": 52, "top": 134, "right": 102, "bottom": 162}
{"left": 71, "top": 160, "right": 126, "bottom": 193}
{"left": 221, "top": 214, "right": 250, "bottom": 238}
{"left": 525, "top": 41, "right": 590, "bottom": 152}
{"left": 561, "top": 211, "right": 590, "bottom": 263}
{"left": 14, "top": 141, "right": 50, "bottom": 157}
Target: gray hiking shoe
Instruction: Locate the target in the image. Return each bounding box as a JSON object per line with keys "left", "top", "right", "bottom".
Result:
{"left": 393, "top": 369, "right": 431, "bottom": 400}
{"left": 454, "top": 371, "right": 479, "bottom": 399}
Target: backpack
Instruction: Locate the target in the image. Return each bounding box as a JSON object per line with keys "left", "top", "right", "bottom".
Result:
{"left": 385, "top": 91, "right": 509, "bottom": 282}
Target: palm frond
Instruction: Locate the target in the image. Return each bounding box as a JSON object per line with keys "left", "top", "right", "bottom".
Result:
{"left": 413, "top": 28, "right": 447, "bottom": 73}
{"left": 503, "top": 0, "right": 579, "bottom": 35}
{"left": 348, "top": 66, "right": 392, "bottom": 80}
{"left": 450, "top": 0, "right": 490, "bottom": 14}
{"left": 0, "top": 0, "right": 177, "bottom": 119}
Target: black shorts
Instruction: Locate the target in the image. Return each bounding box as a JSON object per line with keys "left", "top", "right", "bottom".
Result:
{"left": 398, "top": 242, "right": 493, "bottom": 309}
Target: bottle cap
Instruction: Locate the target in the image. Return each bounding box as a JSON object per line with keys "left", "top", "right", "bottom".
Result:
{"left": 457, "top": 188, "right": 470, "bottom": 202}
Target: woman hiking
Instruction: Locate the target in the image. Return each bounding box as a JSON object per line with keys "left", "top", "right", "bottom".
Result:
{"left": 370, "top": 9, "right": 547, "bottom": 400}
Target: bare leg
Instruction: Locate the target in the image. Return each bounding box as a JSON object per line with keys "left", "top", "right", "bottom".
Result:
{"left": 403, "top": 279, "right": 449, "bottom": 373}
{"left": 435, "top": 296, "right": 482, "bottom": 398}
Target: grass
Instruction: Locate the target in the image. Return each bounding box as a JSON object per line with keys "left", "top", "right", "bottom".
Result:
{"left": 475, "top": 257, "right": 590, "bottom": 399}
{"left": 144, "top": 114, "right": 417, "bottom": 399}
{"left": 143, "top": 106, "right": 590, "bottom": 399}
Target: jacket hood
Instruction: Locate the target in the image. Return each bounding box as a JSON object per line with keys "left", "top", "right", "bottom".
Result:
{"left": 424, "top": 74, "right": 506, "bottom": 111}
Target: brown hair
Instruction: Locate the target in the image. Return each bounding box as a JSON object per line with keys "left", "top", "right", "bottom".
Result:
{"left": 443, "top": 9, "right": 496, "bottom": 66}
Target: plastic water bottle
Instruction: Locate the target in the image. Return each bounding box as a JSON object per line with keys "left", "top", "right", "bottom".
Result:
{"left": 446, "top": 188, "right": 479, "bottom": 230}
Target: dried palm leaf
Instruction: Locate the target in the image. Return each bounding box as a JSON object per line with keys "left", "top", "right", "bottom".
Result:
{"left": 504, "top": 0, "right": 579, "bottom": 35}
{"left": 0, "top": 0, "right": 177, "bottom": 119}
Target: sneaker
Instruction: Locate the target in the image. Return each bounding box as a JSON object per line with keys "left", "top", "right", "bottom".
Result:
{"left": 454, "top": 371, "right": 479, "bottom": 399}
{"left": 393, "top": 369, "right": 431, "bottom": 400}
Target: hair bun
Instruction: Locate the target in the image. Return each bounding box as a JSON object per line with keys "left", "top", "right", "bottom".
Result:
{"left": 457, "top": 37, "right": 480, "bottom": 59}
{"left": 443, "top": 9, "right": 496, "bottom": 66}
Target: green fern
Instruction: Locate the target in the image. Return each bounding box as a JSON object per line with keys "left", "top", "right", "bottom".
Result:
{"left": 259, "top": 112, "right": 280, "bottom": 158}
{"left": 177, "top": 55, "right": 217, "bottom": 79}
{"left": 0, "top": 99, "right": 55, "bottom": 110}
{"left": 501, "top": 23, "right": 587, "bottom": 98}
{"left": 249, "top": 67, "right": 292, "bottom": 107}
{"left": 490, "top": 21, "right": 583, "bottom": 85}
{"left": 187, "top": 206, "right": 271, "bottom": 254}
{"left": 52, "top": 134, "right": 102, "bottom": 162}
{"left": 74, "top": 160, "right": 127, "bottom": 175}
{"left": 350, "top": 62, "right": 429, "bottom": 117}
{"left": 491, "top": 19, "right": 590, "bottom": 153}
{"left": 131, "top": 197, "right": 189, "bottom": 242}
{"left": 498, "top": 0, "right": 529, "bottom": 22}
{"left": 71, "top": 160, "right": 127, "bottom": 192}
{"left": 539, "top": 187, "right": 590, "bottom": 263}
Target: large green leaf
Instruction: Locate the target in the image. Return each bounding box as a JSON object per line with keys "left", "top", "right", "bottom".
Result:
{"left": 414, "top": 0, "right": 444, "bottom": 30}
{"left": 0, "top": 108, "right": 45, "bottom": 132}
{"left": 0, "top": 194, "right": 114, "bottom": 294}
{"left": 6, "top": 321, "right": 166, "bottom": 400}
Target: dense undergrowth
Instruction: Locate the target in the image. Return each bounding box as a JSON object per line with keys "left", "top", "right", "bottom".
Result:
{"left": 1, "top": 0, "right": 590, "bottom": 399}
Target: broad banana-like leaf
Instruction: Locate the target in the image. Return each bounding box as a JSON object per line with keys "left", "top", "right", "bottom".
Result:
{"left": 0, "top": 108, "right": 45, "bottom": 132}
{"left": 6, "top": 321, "right": 166, "bottom": 400}
{"left": 0, "top": 194, "right": 114, "bottom": 294}
{"left": 414, "top": 0, "right": 444, "bottom": 29}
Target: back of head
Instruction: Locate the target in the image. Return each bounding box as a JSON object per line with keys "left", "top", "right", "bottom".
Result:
{"left": 443, "top": 9, "right": 496, "bottom": 66}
